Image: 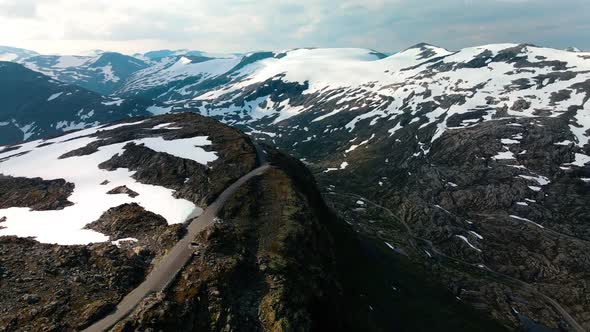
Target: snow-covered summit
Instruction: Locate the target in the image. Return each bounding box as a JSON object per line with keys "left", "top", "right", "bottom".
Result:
{"left": 176, "top": 43, "right": 590, "bottom": 156}
{"left": 0, "top": 46, "right": 39, "bottom": 62}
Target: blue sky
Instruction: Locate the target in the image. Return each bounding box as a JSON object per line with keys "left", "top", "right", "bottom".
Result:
{"left": 0, "top": 0, "right": 587, "bottom": 54}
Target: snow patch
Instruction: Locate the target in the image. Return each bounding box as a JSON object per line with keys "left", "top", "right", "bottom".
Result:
{"left": 102, "top": 98, "right": 125, "bottom": 106}
{"left": 111, "top": 237, "right": 138, "bottom": 247}
{"left": 455, "top": 235, "right": 482, "bottom": 252}
{"left": 147, "top": 105, "right": 173, "bottom": 115}
{"left": 47, "top": 92, "right": 63, "bottom": 101}
{"left": 492, "top": 150, "right": 515, "bottom": 160}
{"left": 510, "top": 215, "right": 544, "bottom": 229}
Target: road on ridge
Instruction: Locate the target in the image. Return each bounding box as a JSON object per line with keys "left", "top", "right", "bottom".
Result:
{"left": 84, "top": 152, "right": 270, "bottom": 332}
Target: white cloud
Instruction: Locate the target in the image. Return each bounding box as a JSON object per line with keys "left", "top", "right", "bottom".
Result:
{"left": 0, "top": 0, "right": 587, "bottom": 54}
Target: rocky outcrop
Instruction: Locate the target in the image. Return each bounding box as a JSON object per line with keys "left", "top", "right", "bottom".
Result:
{"left": 0, "top": 175, "right": 74, "bottom": 210}
{"left": 0, "top": 237, "right": 147, "bottom": 331}
{"left": 85, "top": 203, "right": 185, "bottom": 258}
{"left": 109, "top": 153, "right": 343, "bottom": 331}
{"left": 106, "top": 185, "right": 139, "bottom": 198}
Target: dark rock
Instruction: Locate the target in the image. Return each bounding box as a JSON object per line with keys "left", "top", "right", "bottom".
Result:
{"left": 22, "top": 294, "right": 40, "bottom": 304}
{"left": 0, "top": 175, "right": 74, "bottom": 210}
{"left": 106, "top": 185, "right": 139, "bottom": 198}
{"left": 510, "top": 99, "right": 531, "bottom": 111}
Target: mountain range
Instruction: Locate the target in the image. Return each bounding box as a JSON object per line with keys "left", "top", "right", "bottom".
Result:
{"left": 0, "top": 42, "right": 589, "bottom": 331}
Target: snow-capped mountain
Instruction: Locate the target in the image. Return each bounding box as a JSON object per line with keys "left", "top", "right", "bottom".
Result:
{"left": 0, "top": 46, "right": 38, "bottom": 62}
{"left": 1, "top": 42, "right": 589, "bottom": 330}
{"left": 126, "top": 43, "right": 589, "bottom": 330}
{"left": 118, "top": 49, "right": 388, "bottom": 103}
{"left": 0, "top": 61, "right": 150, "bottom": 144}
{"left": 117, "top": 53, "right": 244, "bottom": 98}
{"left": 150, "top": 43, "right": 589, "bottom": 159}
{"left": 133, "top": 49, "right": 242, "bottom": 63}
{"left": 20, "top": 52, "right": 149, "bottom": 95}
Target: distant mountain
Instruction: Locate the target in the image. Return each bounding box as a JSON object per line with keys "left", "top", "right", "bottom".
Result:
{"left": 163, "top": 44, "right": 590, "bottom": 152}
{"left": 20, "top": 52, "right": 149, "bottom": 95}
{"left": 0, "top": 61, "right": 150, "bottom": 144}
{"left": 116, "top": 49, "right": 383, "bottom": 105}
{"left": 133, "top": 49, "right": 242, "bottom": 63}
{"left": 0, "top": 46, "right": 38, "bottom": 62}
{"left": 565, "top": 46, "right": 583, "bottom": 52}
{"left": 117, "top": 53, "right": 247, "bottom": 99}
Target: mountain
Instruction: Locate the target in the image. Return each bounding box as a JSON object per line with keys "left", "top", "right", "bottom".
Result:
{"left": 133, "top": 49, "right": 242, "bottom": 63}
{"left": 117, "top": 48, "right": 386, "bottom": 110}
{"left": 0, "top": 42, "right": 589, "bottom": 330}
{"left": 566, "top": 47, "right": 583, "bottom": 52}
{"left": 0, "top": 113, "right": 505, "bottom": 331}
{"left": 0, "top": 61, "right": 151, "bottom": 145}
{"left": 20, "top": 52, "right": 149, "bottom": 95}
{"left": 0, "top": 46, "right": 38, "bottom": 62}
{"left": 167, "top": 44, "right": 588, "bottom": 138}
{"left": 116, "top": 53, "right": 243, "bottom": 99}
{"left": 145, "top": 43, "right": 590, "bottom": 330}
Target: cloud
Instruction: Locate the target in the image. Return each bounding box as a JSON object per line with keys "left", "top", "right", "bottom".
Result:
{"left": 0, "top": 0, "right": 37, "bottom": 18}
{"left": 0, "top": 0, "right": 587, "bottom": 54}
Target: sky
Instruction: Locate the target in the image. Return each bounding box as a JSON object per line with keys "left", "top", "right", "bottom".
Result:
{"left": 0, "top": 0, "right": 588, "bottom": 55}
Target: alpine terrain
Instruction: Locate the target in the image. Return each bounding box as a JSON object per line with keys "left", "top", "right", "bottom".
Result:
{"left": 0, "top": 113, "right": 504, "bottom": 331}
{"left": 0, "top": 61, "right": 150, "bottom": 145}
{"left": 0, "top": 42, "right": 588, "bottom": 331}
{"left": 19, "top": 52, "right": 149, "bottom": 95}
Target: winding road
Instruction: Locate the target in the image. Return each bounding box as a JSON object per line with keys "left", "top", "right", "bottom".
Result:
{"left": 84, "top": 149, "right": 270, "bottom": 332}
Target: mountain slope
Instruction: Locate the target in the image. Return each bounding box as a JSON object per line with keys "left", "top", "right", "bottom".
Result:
{"left": 110, "top": 143, "right": 506, "bottom": 332}
{"left": 0, "top": 61, "right": 150, "bottom": 145}
{"left": 150, "top": 43, "right": 590, "bottom": 330}
{"left": 20, "top": 52, "right": 149, "bottom": 95}
{"left": 0, "top": 113, "right": 258, "bottom": 329}
{"left": 178, "top": 44, "right": 588, "bottom": 148}
{"left": 0, "top": 113, "right": 505, "bottom": 331}
{"left": 116, "top": 54, "right": 243, "bottom": 99}
{"left": 118, "top": 48, "right": 387, "bottom": 106}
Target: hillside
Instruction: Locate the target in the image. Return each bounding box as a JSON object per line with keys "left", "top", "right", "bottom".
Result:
{"left": 0, "top": 62, "right": 150, "bottom": 145}
{"left": 0, "top": 113, "right": 505, "bottom": 331}
{"left": 108, "top": 141, "right": 506, "bottom": 332}
{"left": 142, "top": 43, "right": 590, "bottom": 330}
{"left": 0, "top": 113, "right": 258, "bottom": 329}
{"left": 20, "top": 52, "right": 149, "bottom": 95}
